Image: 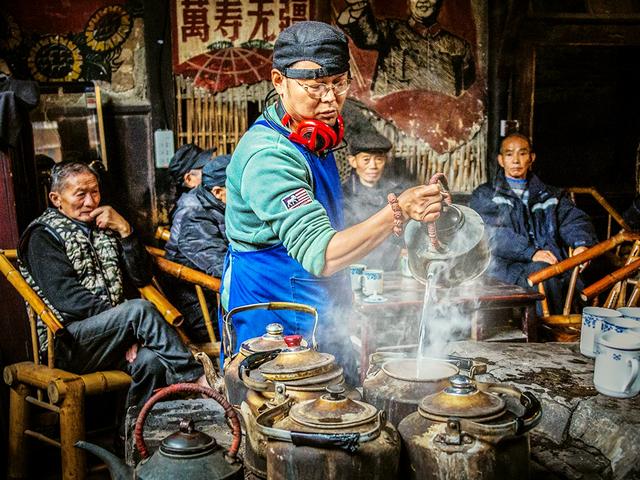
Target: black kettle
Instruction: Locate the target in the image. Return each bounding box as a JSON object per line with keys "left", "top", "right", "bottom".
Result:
{"left": 76, "top": 383, "right": 243, "bottom": 479}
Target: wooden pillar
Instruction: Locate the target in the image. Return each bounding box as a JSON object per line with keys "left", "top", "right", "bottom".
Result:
{"left": 7, "top": 382, "right": 29, "bottom": 479}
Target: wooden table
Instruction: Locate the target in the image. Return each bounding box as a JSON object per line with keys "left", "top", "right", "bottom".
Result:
{"left": 351, "top": 273, "right": 544, "bottom": 379}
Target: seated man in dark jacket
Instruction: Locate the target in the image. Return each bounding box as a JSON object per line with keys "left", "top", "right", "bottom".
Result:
{"left": 164, "top": 155, "right": 231, "bottom": 341}
{"left": 470, "top": 133, "right": 598, "bottom": 313}
{"left": 342, "top": 127, "right": 409, "bottom": 271}
{"left": 18, "top": 162, "right": 206, "bottom": 418}
{"left": 168, "top": 144, "right": 217, "bottom": 234}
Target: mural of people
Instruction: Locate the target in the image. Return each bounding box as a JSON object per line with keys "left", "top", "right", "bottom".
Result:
{"left": 337, "top": 0, "right": 475, "bottom": 98}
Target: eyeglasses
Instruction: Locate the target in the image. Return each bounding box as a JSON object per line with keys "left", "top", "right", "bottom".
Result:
{"left": 293, "top": 77, "right": 351, "bottom": 99}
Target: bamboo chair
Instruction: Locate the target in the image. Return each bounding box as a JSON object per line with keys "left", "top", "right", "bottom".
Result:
{"left": 146, "top": 249, "right": 222, "bottom": 358}
{"left": 150, "top": 225, "right": 223, "bottom": 358}
{"left": 155, "top": 225, "right": 171, "bottom": 243}
{"left": 0, "top": 249, "right": 183, "bottom": 480}
{"left": 527, "top": 231, "right": 640, "bottom": 340}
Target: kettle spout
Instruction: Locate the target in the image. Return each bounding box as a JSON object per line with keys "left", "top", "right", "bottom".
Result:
{"left": 75, "top": 440, "right": 133, "bottom": 480}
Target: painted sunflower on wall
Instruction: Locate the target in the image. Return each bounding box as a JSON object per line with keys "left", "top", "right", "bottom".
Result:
{"left": 0, "top": 2, "right": 140, "bottom": 83}
{"left": 28, "top": 36, "right": 83, "bottom": 82}
{"left": 85, "top": 5, "right": 132, "bottom": 53}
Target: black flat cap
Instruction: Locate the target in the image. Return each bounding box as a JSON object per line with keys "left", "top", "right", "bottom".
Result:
{"left": 272, "top": 21, "right": 350, "bottom": 79}
{"left": 348, "top": 129, "right": 392, "bottom": 156}
{"left": 202, "top": 154, "right": 231, "bottom": 189}
{"left": 168, "top": 144, "right": 217, "bottom": 183}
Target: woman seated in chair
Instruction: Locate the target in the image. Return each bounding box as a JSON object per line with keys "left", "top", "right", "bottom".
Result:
{"left": 163, "top": 155, "right": 231, "bottom": 342}
{"left": 18, "top": 161, "right": 208, "bottom": 421}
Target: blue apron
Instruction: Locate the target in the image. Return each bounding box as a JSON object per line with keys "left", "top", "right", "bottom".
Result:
{"left": 220, "top": 118, "right": 351, "bottom": 359}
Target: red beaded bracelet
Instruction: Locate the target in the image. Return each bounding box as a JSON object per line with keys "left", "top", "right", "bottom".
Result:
{"left": 387, "top": 193, "right": 404, "bottom": 237}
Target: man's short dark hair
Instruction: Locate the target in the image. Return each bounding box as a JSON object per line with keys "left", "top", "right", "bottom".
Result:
{"left": 50, "top": 162, "right": 98, "bottom": 193}
{"left": 500, "top": 133, "right": 534, "bottom": 153}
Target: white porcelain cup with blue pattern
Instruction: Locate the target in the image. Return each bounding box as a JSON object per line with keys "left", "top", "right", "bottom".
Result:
{"left": 593, "top": 330, "right": 640, "bottom": 398}
{"left": 349, "top": 264, "right": 366, "bottom": 291}
{"left": 617, "top": 307, "right": 640, "bottom": 321}
{"left": 580, "top": 307, "right": 622, "bottom": 358}
{"left": 602, "top": 316, "right": 640, "bottom": 337}
{"left": 362, "top": 269, "right": 384, "bottom": 296}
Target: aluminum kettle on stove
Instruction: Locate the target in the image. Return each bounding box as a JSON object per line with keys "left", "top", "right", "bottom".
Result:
{"left": 404, "top": 173, "right": 490, "bottom": 286}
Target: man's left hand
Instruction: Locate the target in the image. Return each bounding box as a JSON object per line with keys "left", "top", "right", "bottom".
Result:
{"left": 90, "top": 206, "right": 132, "bottom": 238}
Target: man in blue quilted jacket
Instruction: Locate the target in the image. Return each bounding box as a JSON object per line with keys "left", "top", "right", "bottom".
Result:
{"left": 470, "top": 133, "right": 598, "bottom": 314}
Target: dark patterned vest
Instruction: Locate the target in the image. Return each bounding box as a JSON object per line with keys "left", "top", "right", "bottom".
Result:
{"left": 19, "top": 208, "right": 124, "bottom": 354}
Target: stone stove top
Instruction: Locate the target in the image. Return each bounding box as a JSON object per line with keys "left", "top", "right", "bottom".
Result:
{"left": 448, "top": 341, "right": 640, "bottom": 480}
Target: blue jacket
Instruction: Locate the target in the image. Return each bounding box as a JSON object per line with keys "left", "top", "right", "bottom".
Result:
{"left": 470, "top": 171, "right": 598, "bottom": 283}
{"left": 166, "top": 186, "right": 227, "bottom": 278}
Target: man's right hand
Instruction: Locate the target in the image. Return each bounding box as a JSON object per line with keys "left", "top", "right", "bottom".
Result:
{"left": 90, "top": 206, "right": 132, "bottom": 238}
{"left": 532, "top": 249, "right": 558, "bottom": 265}
{"left": 397, "top": 184, "right": 443, "bottom": 223}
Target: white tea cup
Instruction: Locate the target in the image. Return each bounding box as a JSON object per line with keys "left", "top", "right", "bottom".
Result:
{"left": 617, "top": 307, "right": 640, "bottom": 321}
{"left": 349, "top": 264, "right": 366, "bottom": 292}
{"left": 593, "top": 330, "right": 640, "bottom": 398}
{"left": 362, "top": 269, "right": 384, "bottom": 296}
{"left": 580, "top": 307, "right": 621, "bottom": 358}
{"left": 602, "top": 316, "right": 640, "bottom": 337}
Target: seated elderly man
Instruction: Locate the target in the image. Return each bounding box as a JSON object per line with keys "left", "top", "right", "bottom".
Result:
{"left": 18, "top": 161, "right": 206, "bottom": 418}
{"left": 470, "top": 133, "right": 598, "bottom": 314}
{"left": 342, "top": 126, "right": 409, "bottom": 271}
{"left": 164, "top": 155, "right": 231, "bottom": 341}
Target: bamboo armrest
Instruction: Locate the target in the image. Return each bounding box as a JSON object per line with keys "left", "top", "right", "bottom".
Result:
{"left": 155, "top": 226, "right": 171, "bottom": 242}
{"left": 4, "top": 362, "right": 131, "bottom": 402}
{"left": 148, "top": 252, "right": 221, "bottom": 293}
{"left": 138, "top": 285, "right": 184, "bottom": 326}
{"left": 580, "top": 257, "right": 640, "bottom": 301}
{"left": 527, "top": 231, "right": 640, "bottom": 286}
{"left": 147, "top": 245, "right": 166, "bottom": 257}
{"left": 0, "top": 250, "right": 65, "bottom": 334}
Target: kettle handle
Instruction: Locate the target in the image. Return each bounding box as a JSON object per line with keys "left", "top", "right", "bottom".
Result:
{"left": 426, "top": 173, "right": 452, "bottom": 251}
{"left": 223, "top": 302, "right": 319, "bottom": 357}
{"left": 134, "top": 383, "right": 242, "bottom": 460}
{"left": 238, "top": 349, "right": 282, "bottom": 392}
{"left": 457, "top": 385, "right": 543, "bottom": 441}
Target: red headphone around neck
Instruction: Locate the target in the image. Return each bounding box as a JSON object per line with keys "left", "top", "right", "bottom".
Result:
{"left": 278, "top": 106, "right": 345, "bottom": 154}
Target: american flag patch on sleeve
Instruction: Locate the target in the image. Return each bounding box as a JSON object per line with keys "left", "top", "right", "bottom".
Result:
{"left": 281, "top": 188, "right": 312, "bottom": 211}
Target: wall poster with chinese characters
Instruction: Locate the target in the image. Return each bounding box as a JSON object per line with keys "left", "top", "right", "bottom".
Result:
{"left": 171, "top": 0, "right": 317, "bottom": 92}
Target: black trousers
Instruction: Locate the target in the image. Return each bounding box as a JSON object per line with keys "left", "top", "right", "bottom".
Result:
{"left": 54, "top": 299, "right": 204, "bottom": 414}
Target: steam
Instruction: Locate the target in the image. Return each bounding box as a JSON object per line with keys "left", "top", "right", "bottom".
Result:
{"left": 418, "top": 263, "right": 483, "bottom": 362}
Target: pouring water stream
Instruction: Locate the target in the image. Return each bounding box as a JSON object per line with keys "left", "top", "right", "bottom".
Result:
{"left": 416, "top": 262, "right": 444, "bottom": 378}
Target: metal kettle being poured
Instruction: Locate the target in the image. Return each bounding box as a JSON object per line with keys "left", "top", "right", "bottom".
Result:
{"left": 404, "top": 173, "right": 490, "bottom": 287}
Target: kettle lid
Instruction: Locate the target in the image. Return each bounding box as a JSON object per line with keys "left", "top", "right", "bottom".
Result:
{"left": 419, "top": 375, "right": 505, "bottom": 421}
{"left": 160, "top": 419, "right": 217, "bottom": 457}
{"left": 240, "top": 323, "right": 290, "bottom": 355}
{"left": 259, "top": 336, "right": 335, "bottom": 381}
{"left": 289, "top": 385, "right": 379, "bottom": 429}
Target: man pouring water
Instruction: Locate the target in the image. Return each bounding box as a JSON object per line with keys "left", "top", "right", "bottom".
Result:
{"left": 220, "top": 21, "right": 444, "bottom": 381}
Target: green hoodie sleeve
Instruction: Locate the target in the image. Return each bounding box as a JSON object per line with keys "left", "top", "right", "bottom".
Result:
{"left": 240, "top": 139, "right": 337, "bottom": 276}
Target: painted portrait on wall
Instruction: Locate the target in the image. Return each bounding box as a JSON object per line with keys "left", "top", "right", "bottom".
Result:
{"left": 333, "top": 0, "right": 486, "bottom": 155}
